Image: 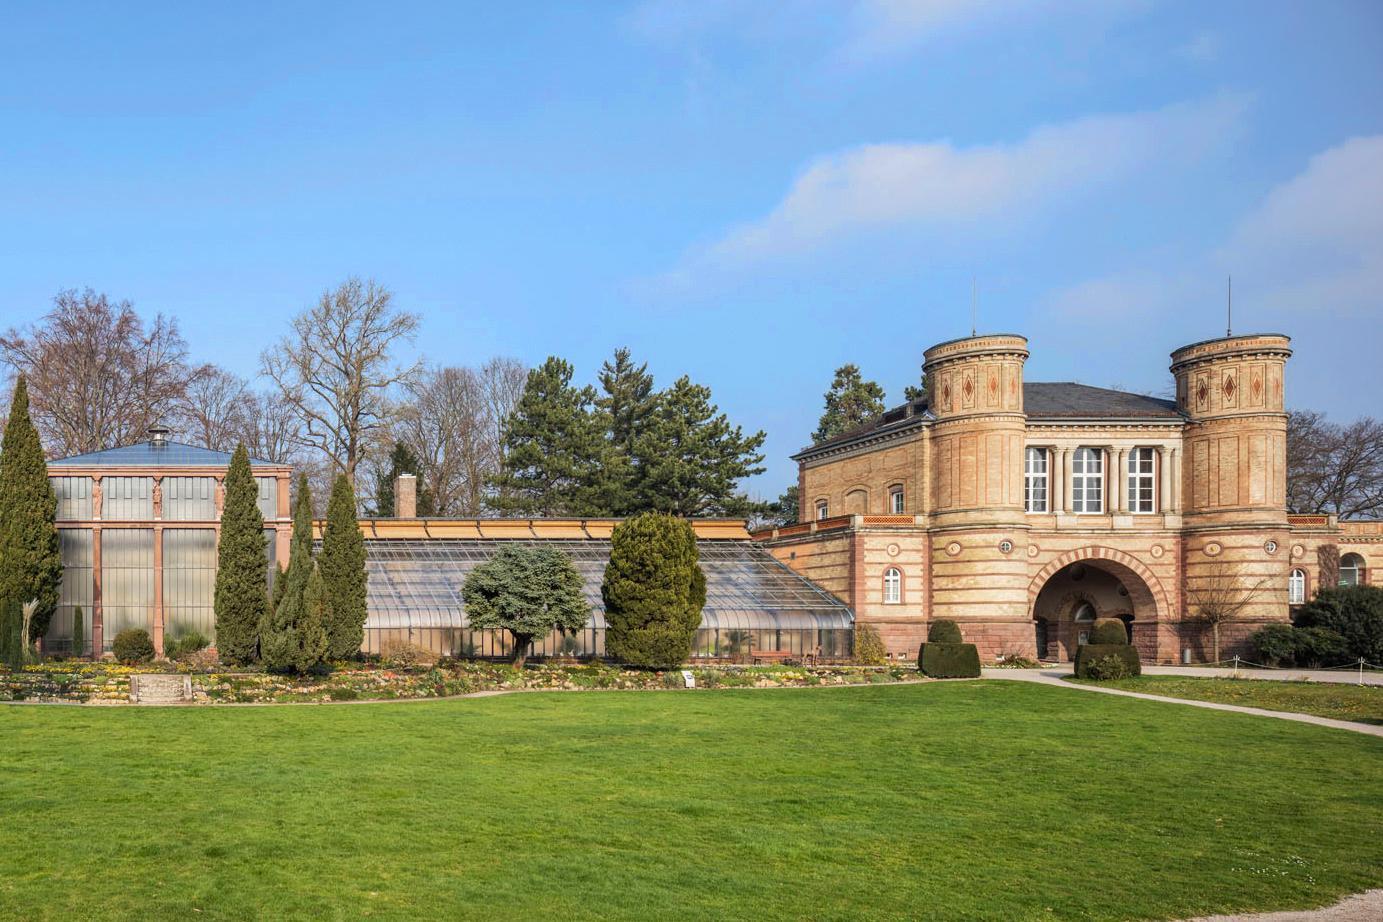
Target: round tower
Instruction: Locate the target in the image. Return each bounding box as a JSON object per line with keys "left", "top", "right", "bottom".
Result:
{"left": 921, "top": 334, "right": 1032, "bottom": 655}
{"left": 1169, "top": 334, "right": 1293, "bottom": 647}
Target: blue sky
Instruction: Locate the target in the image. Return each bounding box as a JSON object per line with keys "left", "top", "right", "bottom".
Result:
{"left": 2, "top": 1, "right": 1380, "bottom": 497}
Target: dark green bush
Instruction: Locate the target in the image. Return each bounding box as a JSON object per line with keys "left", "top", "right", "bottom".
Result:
{"left": 1249, "top": 624, "right": 1299, "bottom": 666}
{"left": 1088, "top": 618, "right": 1128, "bottom": 645}
{"left": 1074, "top": 644, "right": 1141, "bottom": 679}
{"left": 1293, "top": 626, "right": 1350, "bottom": 667}
{"left": 1294, "top": 587, "right": 1383, "bottom": 664}
{"left": 1083, "top": 654, "right": 1131, "bottom": 680}
{"left": 918, "top": 642, "right": 981, "bottom": 678}
{"left": 112, "top": 629, "right": 155, "bottom": 665}
{"left": 927, "top": 619, "right": 963, "bottom": 644}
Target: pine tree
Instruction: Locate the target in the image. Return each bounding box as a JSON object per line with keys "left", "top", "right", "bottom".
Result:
{"left": 903, "top": 370, "right": 930, "bottom": 404}
{"left": 813, "top": 364, "right": 886, "bottom": 444}
{"left": 0, "top": 376, "right": 62, "bottom": 642}
{"left": 372, "top": 442, "right": 434, "bottom": 516}
{"left": 491, "top": 357, "right": 613, "bottom": 516}
{"left": 72, "top": 605, "right": 85, "bottom": 659}
{"left": 602, "top": 512, "right": 705, "bottom": 667}
{"left": 461, "top": 545, "right": 589, "bottom": 667}
{"left": 596, "top": 347, "right": 655, "bottom": 513}
{"left": 213, "top": 445, "right": 270, "bottom": 664}
{"left": 260, "top": 474, "right": 317, "bottom": 672}
{"left": 632, "top": 376, "right": 766, "bottom": 517}
{"left": 320, "top": 472, "right": 368, "bottom": 659}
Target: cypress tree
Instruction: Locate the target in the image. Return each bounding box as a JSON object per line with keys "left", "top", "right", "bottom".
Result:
{"left": 260, "top": 475, "right": 314, "bottom": 672}
{"left": 213, "top": 445, "right": 269, "bottom": 664}
{"left": 0, "top": 376, "right": 62, "bottom": 643}
{"left": 320, "top": 473, "right": 368, "bottom": 659}
{"left": 602, "top": 512, "right": 705, "bottom": 667}
{"left": 297, "top": 561, "right": 330, "bottom": 672}
{"left": 72, "top": 605, "right": 85, "bottom": 659}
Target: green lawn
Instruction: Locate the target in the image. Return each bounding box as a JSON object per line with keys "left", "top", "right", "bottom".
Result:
{"left": 2, "top": 683, "right": 1381, "bottom": 921}
{"left": 1069, "top": 675, "right": 1383, "bottom": 725}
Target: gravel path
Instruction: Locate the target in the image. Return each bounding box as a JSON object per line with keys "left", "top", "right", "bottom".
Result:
{"left": 1179, "top": 889, "right": 1383, "bottom": 921}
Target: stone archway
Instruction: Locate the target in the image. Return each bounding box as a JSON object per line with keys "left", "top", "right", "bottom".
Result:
{"left": 1028, "top": 547, "right": 1168, "bottom": 662}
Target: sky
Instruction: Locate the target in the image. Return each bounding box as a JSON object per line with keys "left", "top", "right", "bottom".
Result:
{"left": 2, "top": 1, "right": 1381, "bottom": 498}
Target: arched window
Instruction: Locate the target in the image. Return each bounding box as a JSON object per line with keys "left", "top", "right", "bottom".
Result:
{"left": 883, "top": 568, "right": 902, "bottom": 604}
{"left": 889, "top": 485, "right": 905, "bottom": 514}
{"left": 1289, "top": 568, "right": 1306, "bottom": 605}
{"left": 1073, "top": 601, "right": 1096, "bottom": 622}
{"left": 844, "top": 489, "right": 868, "bottom": 514}
{"left": 1340, "top": 553, "right": 1366, "bottom": 586}
{"left": 1071, "top": 447, "right": 1104, "bottom": 513}
{"left": 815, "top": 499, "right": 829, "bottom": 521}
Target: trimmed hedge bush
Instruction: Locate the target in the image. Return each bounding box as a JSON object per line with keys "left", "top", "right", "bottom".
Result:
{"left": 1293, "top": 586, "right": 1383, "bottom": 664}
{"left": 927, "top": 619, "right": 963, "bottom": 644}
{"left": 1088, "top": 618, "right": 1128, "bottom": 645}
{"left": 918, "top": 642, "right": 981, "bottom": 678}
{"left": 1073, "top": 644, "right": 1141, "bottom": 679}
{"left": 112, "top": 629, "right": 154, "bottom": 665}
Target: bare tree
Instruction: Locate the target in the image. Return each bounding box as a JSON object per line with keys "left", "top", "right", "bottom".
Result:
{"left": 1183, "top": 561, "right": 1271, "bottom": 664}
{"left": 237, "top": 390, "right": 301, "bottom": 464}
{"left": 1, "top": 289, "right": 206, "bottom": 457}
{"left": 181, "top": 367, "right": 249, "bottom": 451}
{"left": 260, "top": 278, "right": 421, "bottom": 485}
{"left": 1287, "top": 409, "right": 1383, "bottom": 519}
{"left": 478, "top": 356, "right": 527, "bottom": 509}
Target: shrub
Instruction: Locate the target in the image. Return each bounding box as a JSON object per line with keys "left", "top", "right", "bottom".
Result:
{"left": 72, "top": 605, "right": 85, "bottom": 659}
{"left": 1293, "top": 626, "right": 1350, "bottom": 668}
{"left": 993, "top": 653, "right": 1040, "bottom": 668}
{"left": 1083, "top": 653, "right": 1132, "bottom": 681}
{"left": 602, "top": 513, "right": 704, "bottom": 667}
{"left": 163, "top": 630, "right": 210, "bottom": 661}
{"left": 918, "top": 642, "right": 981, "bottom": 678}
{"left": 1294, "top": 586, "right": 1383, "bottom": 664}
{"left": 854, "top": 623, "right": 887, "bottom": 665}
{"left": 1088, "top": 618, "right": 1128, "bottom": 645}
{"left": 1249, "top": 624, "right": 1299, "bottom": 667}
{"left": 380, "top": 640, "right": 440, "bottom": 669}
{"left": 927, "top": 619, "right": 963, "bottom": 644}
{"left": 112, "top": 629, "right": 155, "bottom": 665}
{"left": 1073, "top": 644, "right": 1141, "bottom": 679}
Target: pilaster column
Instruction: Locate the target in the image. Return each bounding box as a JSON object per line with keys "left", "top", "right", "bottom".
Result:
{"left": 1114, "top": 447, "right": 1127, "bottom": 513}
{"left": 152, "top": 525, "right": 164, "bottom": 658}
{"left": 1061, "top": 447, "right": 1073, "bottom": 513}
{"left": 1048, "top": 447, "right": 1061, "bottom": 513}
{"left": 92, "top": 526, "right": 103, "bottom": 657}
{"left": 1157, "top": 446, "right": 1172, "bottom": 513}
{"left": 1170, "top": 447, "right": 1182, "bottom": 513}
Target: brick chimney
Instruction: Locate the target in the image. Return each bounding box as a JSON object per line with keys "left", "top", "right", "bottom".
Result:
{"left": 395, "top": 473, "right": 417, "bottom": 519}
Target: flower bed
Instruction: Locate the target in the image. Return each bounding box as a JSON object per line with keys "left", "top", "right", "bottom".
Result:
{"left": 2, "top": 661, "right": 922, "bottom": 705}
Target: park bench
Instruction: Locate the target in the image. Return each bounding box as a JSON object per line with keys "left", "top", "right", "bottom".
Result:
{"left": 750, "top": 649, "right": 795, "bottom": 665}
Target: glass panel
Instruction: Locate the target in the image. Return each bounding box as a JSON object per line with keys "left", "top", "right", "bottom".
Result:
{"left": 51, "top": 476, "right": 93, "bottom": 520}
{"left": 164, "top": 476, "right": 217, "bottom": 521}
{"left": 103, "top": 477, "right": 154, "bottom": 520}
{"left": 45, "top": 529, "right": 94, "bottom": 654}
{"left": 163, "top": 529, "right": 218, "bottom": 642}
{"left": 1339, "top": 555, "right": 1363, "bottom": 587}
{"left": 100, "top": 529, "right": 154, "bottom": 649}
{"left": 256, "top": 477, "right": 278, "bottom": 520}
{"left": 1288, "top": 569, "right": 1305, "bottom": 605}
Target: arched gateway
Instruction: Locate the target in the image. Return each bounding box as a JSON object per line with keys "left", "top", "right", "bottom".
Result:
{"left": 1028, "top": 547, "right": 1169, "bottom": 662}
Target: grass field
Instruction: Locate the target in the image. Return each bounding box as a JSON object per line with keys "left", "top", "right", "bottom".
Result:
{"left": 2, "top": 682, "right": 1381, "bottom": 921}
{"left": 1069, "top": 675, "right": 1383, "bottom": 725}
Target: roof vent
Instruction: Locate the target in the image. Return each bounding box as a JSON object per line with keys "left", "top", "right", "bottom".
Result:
{"left": 147, "top": 424, "right": 171, "bottom": 448}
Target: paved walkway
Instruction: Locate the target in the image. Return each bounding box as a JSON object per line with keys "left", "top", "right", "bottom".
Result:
{"left": 980, "top": 669, "right": 1383, "bottom": 737}
{"left": 1180, "top": 889, "right": 1383, "bottom": 922}
{"left": 1142, "top": 665, "right": 1383, "bottom": 686}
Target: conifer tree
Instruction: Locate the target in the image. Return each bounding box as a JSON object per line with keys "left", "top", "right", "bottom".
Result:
{"left": 491, "top": 357, "right": 613, "bottom": 516}
{"left": 297, "top": 561, "right": 330, "bottom": 672}
{"left": 0, "top": 376, "right": 62, "bottom": 641}
{"left": 813, "top": 364, "right": 886, "bottom": 444}
{"left": 213, "top": 444, "right": 269, "bottom": 664}
{"left": 602, "top": 512, "right": 705, "bottom": 667}
{"left": 372, "top": 442, "right": 434, "bottom": 516}
{"left": 632, "top": 377, "right": 766, "bottom": 517}
{"left": 462, "top": 545, "right": 589, "bottom": 667}
{"left": 596, "top": 347, "right": 654, "bottom": 512}
{"left": 72, "top": 605, "right": 85, "bottom": 659}
{"left": 321, "top": 472, "right": 368, "bottom": 659}
{"left": 260, "top": 474, "right": 317, "bottom": 672}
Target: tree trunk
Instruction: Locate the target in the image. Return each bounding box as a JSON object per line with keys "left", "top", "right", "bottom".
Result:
{"left": 1212, "top": 623, "right": 1221, "bottom": 664}
{"left": 511, "top": 633, "right": 531, "bottom": 669}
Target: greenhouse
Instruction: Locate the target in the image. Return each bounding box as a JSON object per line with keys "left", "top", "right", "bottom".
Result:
{"left": 360, "top": 536, "right": 854, "bottom": 660}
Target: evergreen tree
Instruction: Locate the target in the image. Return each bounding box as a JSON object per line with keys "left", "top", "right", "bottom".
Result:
{"left": 461, "top": 545, "right": 589, "bottom": 667}
{"left": 491, "top": 357, "right": 613, "bottom": 516}
{"left": 320, "top": 472, "right": 368, "bottom": 659}
{"left": 813, "top": 364, "right": 886, "bottom": 444}
{"left": 260, "top": 474, "right": 317, "bottom": 672}
{"left": 297, "top": 561, "right": 331, "bottom": 672}
{"left": 632, "top": 376, "right": 766, "bottom": 517}
{"left": 0, "top": 376, "right": 62, "bottom": 641}
{"left": 213, "top": 444, "right": 270, "bottom": 664}
{"left": 596, "top": 347, "right": 655, "bottom": 515}
{"left": 767, "top": 485, "right": 800, "bottom": 526}
{"left": 602, "top": 512, "right": 705, "bottom": 667}
{"left": 72, "top": 605, "right": 85, "bottom": 659}
{"left": 372, "top": 442, "right": 434, "bottom": 516}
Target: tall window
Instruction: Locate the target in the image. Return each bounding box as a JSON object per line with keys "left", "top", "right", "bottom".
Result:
{"left": 1288, "top": 568, "right": 1306, "bottom": 605}
{"left": 1127, "top": 447, "right": 1155, "bottom": 513}
{"left": 1071, "top": 448, "right": 1104, "bottom": 513}
{"left": 1024, "top": 447, "right": 1048, "bottom": 513}
{"left": 1340, "top": 554, "right": 1365, "bottom": 586}
{"left": 889, "top": 487, "right": 905, "bottom": 514}
{"left": 883, "top": 567, "right": 902, "bottom": 604}
{"left": 815, "top": 500, "right": 829, "bottom": 521}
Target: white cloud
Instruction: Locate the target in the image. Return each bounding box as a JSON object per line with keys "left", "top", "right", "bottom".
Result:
{"left": 690, "top": 94, "right": 1247, "bottom": 266}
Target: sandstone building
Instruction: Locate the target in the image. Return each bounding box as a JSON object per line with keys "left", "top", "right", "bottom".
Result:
{"left": 757, "top": 332, "right": 1380, "bottom": 663}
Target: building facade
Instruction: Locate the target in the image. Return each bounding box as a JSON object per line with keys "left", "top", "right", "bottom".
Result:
{"left": 757, "top": 332, "right": 1380, "bottom": 663}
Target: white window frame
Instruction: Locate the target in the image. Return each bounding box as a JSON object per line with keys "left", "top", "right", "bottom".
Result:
{"left": 1127, "top": 447, "right": 1156, "bottom": 514}
{"left": 883, "top": 567, "right": 902, "bottom": 604}
{"left": 1340, "top": 554, "right": 1364, "bottom": 587}
{"left": 1024, "top": 447, "right": 1049, "bottom": 513}
{"left": 889, "top": 487, "right": 905, "bottom": 514}
{"left": 815, "top": 500, "right": 829, "bottom": 521}
{"left": 1071, "top": 447, "right": 1104, "bottom": 514}
{"left": 1288, "top": 568, "right": 1306, "bottom": 605}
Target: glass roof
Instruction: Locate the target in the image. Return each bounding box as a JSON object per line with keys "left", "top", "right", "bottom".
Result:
{"left": 358, "top": 538, "right": 853, "bottom": 632}
{"left": 50, "top": 441, "right": 277, "bottom": 468}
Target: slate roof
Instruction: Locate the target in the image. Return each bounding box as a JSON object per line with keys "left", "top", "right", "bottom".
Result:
{"left": 796, "top": 382, "right": 1182, "bottom": 460}
{"left": 49, "top": 440, "right": 278, "bottom": 468}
